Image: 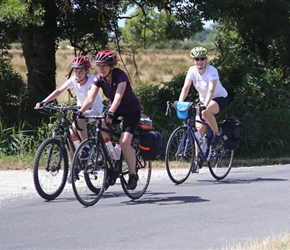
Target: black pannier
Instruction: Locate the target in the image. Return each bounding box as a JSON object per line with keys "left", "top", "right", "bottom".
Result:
{"left": 139, "top": 131, "right": 163, "bottom": 160}
{"left": 219, "top": 119, "right": 241, "bottom": 150}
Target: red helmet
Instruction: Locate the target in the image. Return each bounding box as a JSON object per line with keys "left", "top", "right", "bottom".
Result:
{"left": 71, "top": 56, "right": 91, "bottom": 69}
{"left": 94, "top": 50, "right": 117, "bottom": 65}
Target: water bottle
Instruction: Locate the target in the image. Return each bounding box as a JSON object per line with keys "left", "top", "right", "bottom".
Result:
{"left": 200, "top": 134, "right": 208, "bottom": 153}
{"left": 194, "top": 129, "right": 202, "bottom": 143}
{"left": 72, "top": 135, "right": 80, "bottom": 149}
{"left": 114, "top": 142, "right": 122, "bottom": 160}
{"left": 105, "top": 138, "right": 116, "bottom": 159}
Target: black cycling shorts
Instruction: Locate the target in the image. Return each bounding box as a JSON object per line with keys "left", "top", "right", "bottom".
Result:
{"left": 112, "top": 110, "right": 141, "bottom": 134}
{"left": 213, "top": 95, "right": 229, "bottom": 112}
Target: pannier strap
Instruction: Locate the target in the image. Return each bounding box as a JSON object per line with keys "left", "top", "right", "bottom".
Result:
{"left": 139, "top": 145, "right": 150, "bottom": 151}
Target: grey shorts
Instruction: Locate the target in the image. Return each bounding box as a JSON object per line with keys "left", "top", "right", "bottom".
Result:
{"left": 83, "top": 109, "right": 100, "bottom": 123}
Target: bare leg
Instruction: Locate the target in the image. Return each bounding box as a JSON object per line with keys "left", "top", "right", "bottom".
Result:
{"left": 200, "top": 100, "right": 219, "bottom": 133}
{"left": 120, "top": 132, "right": 136, "bottom": 175}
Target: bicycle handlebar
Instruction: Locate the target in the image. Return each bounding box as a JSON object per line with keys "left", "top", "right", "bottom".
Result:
{"left": 165, "top": 101, "right": 204, "bottom": 121}
{"left": 36, "top": 103, "right": 81, "bottom": 112}
{"left": 36, "top": 102, "right": 83, "bottom": 129}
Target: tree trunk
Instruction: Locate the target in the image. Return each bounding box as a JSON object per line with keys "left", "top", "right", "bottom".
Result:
{"left": 131, "top": 48, "right": 140, "bottom": 78}
{"left": 19, "top": 0, "right": 58, "bottom": 104}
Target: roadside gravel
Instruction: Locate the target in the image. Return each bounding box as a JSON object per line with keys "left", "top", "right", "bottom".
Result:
{"left": 0, "top": 168, "right": 173, "bottom": 206}
{"left": 0, "top": 169, "right": 37, "bottom": 206}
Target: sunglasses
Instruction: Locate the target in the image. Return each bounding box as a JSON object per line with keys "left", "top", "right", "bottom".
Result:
{"left": 194, "top": 57, "right": 206, "bottom": 61}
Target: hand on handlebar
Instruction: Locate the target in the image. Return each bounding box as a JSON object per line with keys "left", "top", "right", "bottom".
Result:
{"left": 72, "top": 110, "right": 83, "bottom": 121}
{"left": 34, "top": 101, "right": 45, "bottom": 109}
{"left": 198, "top": 104, "right": 206, "bottom": 121}
{"left": 198, "top": 104, "right": 206, "bottom": 113}
{"left": 105, "top": 111, "right": 114, "bottom": 120}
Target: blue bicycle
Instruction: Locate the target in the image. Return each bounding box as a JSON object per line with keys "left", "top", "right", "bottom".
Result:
{"left": 165, "top": 101, "right": 234, "bottom": 183}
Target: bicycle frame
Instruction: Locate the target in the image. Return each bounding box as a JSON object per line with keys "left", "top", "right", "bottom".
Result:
{"left": 177, "top": 116, "right": 211, "bottom": 161}
{"left": 89, "top": 116, "right": 140, "bottom": 176}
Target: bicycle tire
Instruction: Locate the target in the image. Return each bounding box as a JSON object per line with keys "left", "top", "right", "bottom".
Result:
{"left": 33, "top": 137, "right": 69, "bottom": 200}
{"left": 165, "top": 126, "right": 194, "bottom": 184}
{"left": 208, "top": 144, "right": 234, "bottom": 180}
{"left": 121, "top": 152, "right": 152, "bottom": 200}
{"left": 71, "top": 139, "right": 107, "bottom": 206}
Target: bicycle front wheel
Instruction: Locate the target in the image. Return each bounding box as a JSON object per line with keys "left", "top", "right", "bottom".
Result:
{"left": 71, "top": 139, "right": 107, "bottom": 206}
{"left": 33, "top": 137, "right": 69, "bottom": 200}
{"left": 165, "top": 126, "right": 194, "bottom": 184}
{"left": 121, "top": 154, "right": 152, "bottom": 200}
{"left": 208, "top": 145, "right": 234, "bottom": 180}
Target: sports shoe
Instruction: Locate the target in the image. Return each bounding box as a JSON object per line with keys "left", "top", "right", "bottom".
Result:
{"left": 80, "top": 147, "right": 90, "bottom": 160}
{"left": 67, "top": 169, "right": 80, "bottom": 184}
{"left": 192, "top": 156, "right": 203, "bottom": 173}
{"left": 211, "top": 134, "right": 221, "bottom": 148}
{"left": 127, "top": 174, "right": 139, "bottom": 190}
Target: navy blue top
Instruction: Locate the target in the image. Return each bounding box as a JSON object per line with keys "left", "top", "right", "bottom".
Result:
{"left": 93, "top": 68, "right": 141, "bottom": 115}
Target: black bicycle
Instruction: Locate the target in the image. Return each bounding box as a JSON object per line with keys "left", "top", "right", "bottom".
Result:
{"left": 70, "top": 114, "right": 152, "bottom": 206}
{"left": 165, "top": 101, "right": 234, "bottom": 183}
{"left": 33, "top": 104, "right": 86, "bottom": 200}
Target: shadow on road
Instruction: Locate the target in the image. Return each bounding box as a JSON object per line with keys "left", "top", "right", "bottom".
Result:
{"left": 196, "top": 177, "right": 288, "bottom": 185}
{"left": 122, "top": 192, "right": 209, "bottom": 205}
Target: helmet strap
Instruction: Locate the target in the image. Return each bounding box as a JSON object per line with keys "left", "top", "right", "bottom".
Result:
{"left": 104, "top": 68, "right": 112, "bottom": 79}
{"left": 76, "top": 75, "right": 88, "bottom": 83}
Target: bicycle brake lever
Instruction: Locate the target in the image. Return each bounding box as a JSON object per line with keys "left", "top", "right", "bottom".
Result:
{"left": 72, "top": 117, "right": 83, "bottom": 131}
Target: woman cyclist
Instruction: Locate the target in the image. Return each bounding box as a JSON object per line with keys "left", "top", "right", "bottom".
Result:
{"left": 178, "top": 47, "right": 229, "bottom": 170}
{"left": 77, "top": 50, "right": 141, "bottom": 190}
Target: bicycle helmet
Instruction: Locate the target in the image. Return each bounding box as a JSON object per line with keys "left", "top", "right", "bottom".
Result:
{"left": 71, "top": 56, "right": 91, "bottom": 69}
{"left": 190, "top": 47, "right": 208, "bottom": 59}
{"left": 94, "top": 50, "right": 117, "bottom": 65}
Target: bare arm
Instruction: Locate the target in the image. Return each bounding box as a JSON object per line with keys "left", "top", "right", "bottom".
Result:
{"left": 179, "top": 78, "right": 192, "bottom": 102}
{"left": 35, "top": 84, "right": 67, "bottom": 108}
{"left": 108, "top": 81, "right": 126, "bottom": 113}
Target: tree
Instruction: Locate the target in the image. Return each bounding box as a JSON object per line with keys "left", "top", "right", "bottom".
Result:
{"left": 0, "top": 0, "right": 120, "bottom": 107}
{"left": 121, "top": 7, "right": 170, "bottom": 78}
{"left": 0, "top": 31, "right": 28, "bottom": 126}
{"left": 1, "top": 0, "right": 289, "bottom": 113}
{"left": 0, "top": 0, "right": 214, "bottom": 105}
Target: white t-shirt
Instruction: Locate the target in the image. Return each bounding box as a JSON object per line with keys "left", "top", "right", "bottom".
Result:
{"left": 62, "top": 74, "right": 103, "bottom": 114}
{"left": 186, "top": 64, "right": 228, "bottom": 103}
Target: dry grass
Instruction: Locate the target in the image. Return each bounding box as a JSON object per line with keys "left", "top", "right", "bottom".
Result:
{"left": 224, "top": 233, "right": 290, "bottom": 250}
{"left": 9, "top": 47, "right": 215, "bottom": 103}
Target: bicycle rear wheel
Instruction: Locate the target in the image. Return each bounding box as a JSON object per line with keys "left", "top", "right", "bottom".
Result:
{"left": 33, "top": 137, "right": 69, "bottom": 200}
{"left": 208, "top": 144, "right": 234, "bottom": 180}
{"left": 71, "top": 139, "right": 107, "bottom": 206}
{"left": 165, "top": 126, "right": 194, "bottom": 184}
{"left": 121, "top": 153, "right": 152, "bottom": 200}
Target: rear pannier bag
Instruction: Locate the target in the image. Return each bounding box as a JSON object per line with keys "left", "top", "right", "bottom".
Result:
{"left": 219, "top": 119, "right": 241, "bottom": 150}
{"left": 139, "top": 131, "right": 163, "bottom": 160}
{"left": 138, "top": 114, "right": 153, "bottom": 131}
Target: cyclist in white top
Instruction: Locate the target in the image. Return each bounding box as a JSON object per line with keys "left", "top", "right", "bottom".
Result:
{"left": 179, "top": 47, "right": 229, "bottom": 169}
{"left": 35, "top": 56, "right": 104, "bottom": 159}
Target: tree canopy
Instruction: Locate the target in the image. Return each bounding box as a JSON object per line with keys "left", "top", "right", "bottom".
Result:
{"left": 0, "top": 0, "right": 290, "bottom": 158}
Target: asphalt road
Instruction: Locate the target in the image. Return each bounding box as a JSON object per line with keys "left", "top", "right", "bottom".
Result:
{"left": 0, "top": 165, "right": 289, "bottom": 249}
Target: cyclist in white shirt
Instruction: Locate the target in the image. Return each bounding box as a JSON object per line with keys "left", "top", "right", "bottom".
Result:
{"left": 35, "top": 56, "right": 104, "bottom": 159}
{"left": 179, "top": 47, "right": 229, "bottom": 169}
